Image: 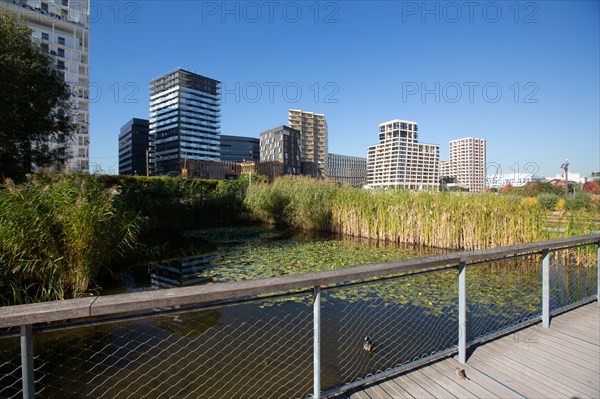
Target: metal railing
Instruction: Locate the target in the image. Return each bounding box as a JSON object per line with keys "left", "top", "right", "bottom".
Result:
{"left": 1, "top": 234, "right": 599, "bottom": 399}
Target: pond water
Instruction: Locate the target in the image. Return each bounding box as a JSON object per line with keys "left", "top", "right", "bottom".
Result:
{"left": 100, "top": 225, "right": 448, "bottom": 294}
{"left": 1, "top": 226, "right": 597, "bottom": 398}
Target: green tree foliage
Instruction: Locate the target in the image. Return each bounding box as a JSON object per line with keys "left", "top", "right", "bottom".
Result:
{"left": 0, "top": 12, "right": 74, "bottom": 182}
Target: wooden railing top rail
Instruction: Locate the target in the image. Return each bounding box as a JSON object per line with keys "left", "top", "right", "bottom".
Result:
{"left": 1, "top": 234, "right": 598, "bottom": 329}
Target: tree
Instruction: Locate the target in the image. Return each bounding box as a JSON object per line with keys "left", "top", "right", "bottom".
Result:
{"left": 582, "top": 180, "right": 600, "bottom": 194}
{"left": 0, "top": 12, "right": 74, "bottom": 182}
{"left": 499, "top": 183, "right": 513, "bottom": 194}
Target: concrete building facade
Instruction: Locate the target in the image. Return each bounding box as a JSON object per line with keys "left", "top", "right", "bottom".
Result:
{"left": 449, "top": 137, "right": 487, "bottom": 191}
{"left": 328, "top": 153, "right": 367, "bottom": 187}
{"left": 149, "top": 69, "right": 221, "bottom": 176}
{"left": 118, "top": 118, "right": 149, "bottom": 176}
{"left": 367, "top": 119, "right": 439, "bottom": 190}
{"left": 1, "top": 0, "right": 90, "bottom": 172}
{"left": 288, "top": 109, "right": 328, "bottom": 178}
{"left": 259, "top": 125, "right": 301, "bottom": 175}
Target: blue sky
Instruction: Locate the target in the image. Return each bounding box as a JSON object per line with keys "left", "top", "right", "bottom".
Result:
{"left": 89, "top": 1, "right": 599, "bottom": 178}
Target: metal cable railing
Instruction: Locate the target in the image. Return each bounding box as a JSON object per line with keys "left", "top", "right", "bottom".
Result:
{"left": 0, "top": 235, "right": 598, "bottom": 399}
{"left": 550, "top": 249, "right": 599, "bottom": 314}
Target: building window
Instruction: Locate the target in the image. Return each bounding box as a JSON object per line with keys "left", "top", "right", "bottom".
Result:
{"left": 57, "top": 60, "right": 65, "bottom": 70}
{"left": 57, "top": 48, "right": 65, "bottom": 57}
{"left": 42, "top": 32, "right": 49, "bottom": 41}
{"left": 62, "top": 0, "right": 69, "bottom": 6}
{"left": 41, "top": 2, "right": 49, "bottom": 12}
{"left": 58, "top": 37, "right": 65, "bottom": 45}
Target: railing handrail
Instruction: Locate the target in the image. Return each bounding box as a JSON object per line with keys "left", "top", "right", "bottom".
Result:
{"left": 1, "top": 234, "right": 599, "bottom": 329}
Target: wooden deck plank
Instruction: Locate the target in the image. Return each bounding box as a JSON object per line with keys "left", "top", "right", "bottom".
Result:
{"left": 346, "top": 387, "right": 374, "bottom": 399}
{"left": 372, "top": 381, "right": 413, "bottom": 399}
{"left": 415, "top": 365, "right": 477, "bottom": 398}
{"left": 554, "top": 306, "right": 600, "bottom": 329}
{"left": 537, "top": 327, "right": 600, "bottom": 354}
{"left": 490, "top": 331, "right": 600, "bottom": 377}
{"left": 473, "top": 340, "right": 598, "bottom": 398}
{"left": 551, "top": 318, "right": 600, "bottom": 336}
{"left": 537, "top": 327, "right": 600, "bottom": 360}
{"left": 476, "top": 341, "right": 589, "bottom": 395}
{"left": 360, "top": 380, "right": 395, "bottom": 399}
{"left": 373, "top": 378, "right": 414, "bottom": 399}
{"left": 327, "top": 392, "right": 351, "bottom": 399}
{"left": 394, "top": 373, "right": 436, "bottom": 399}
{"left": 428, "top": 358, "right": 517, "bottom": 399}
{"left": 404, "top": 368, "right": 457, "bottom": 398}
{"left": 549, "top": 321, "right": 600, "bottom": 342}
{"left": 467, "top": 353, "right": 553, "bottom": 398}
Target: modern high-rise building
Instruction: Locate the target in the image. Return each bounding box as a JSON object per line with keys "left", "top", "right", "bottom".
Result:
{"left": 118, "top": 118, "right": 149, "bottom": 176}
{"left": 1, "top": 0, "right": 90, "bottom": 172}
{"left": 149, "top": 69, "right": 221, "bottom": 176}
{"left": 328, "top": 153, "right": 367, "bottom": 187}
{"left": 439, "top": 160, "right": 450, "bottom": 178}
{"left": 367, "top": 119, "right": 439, "bottom": 190}
{"left": 288, "top": 109, "right": 328, "bottom": 178}
{"left": 220, "top": 135, "right": 259, "bottom": 163}
{"left": 449, "top": 137, "right": 486, "bottom": 191}
{"left": 259, "top": 125, "right": 301, "bottom": 175}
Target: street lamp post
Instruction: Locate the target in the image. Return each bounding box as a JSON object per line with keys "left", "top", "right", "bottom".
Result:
{"left": 560, "top": 159, "right": 569, "bottom": 196}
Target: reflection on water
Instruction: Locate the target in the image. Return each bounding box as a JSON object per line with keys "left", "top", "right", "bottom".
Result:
{"left": 149, "top": 255, "right": 214, "bottom": 289}
{"left": 105, "top": 225, "right": 447, "bottom": 293}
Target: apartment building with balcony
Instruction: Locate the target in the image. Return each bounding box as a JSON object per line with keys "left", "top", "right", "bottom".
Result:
{"left": 1, "top": 0, "right": 90, "bottom": 171}
{"left": 259, "top": 125, "right": 301, "bottom": 175}
{"left": 149, "top": 69, "right": 221, "bottom": 176}
{"left": 367, "top": 119, "right": 439, "bottom": 190}
{"left": 288, "top": 109, "right": 328, "bottom": 178}
{"left": 118, "top": 118, "right": 149, "bottom": 176}
{"left": 328, "top": 153, "right": 367, "bottom": 187}
{"left": 449, "top": 137, "right": 486, "bottom": 191}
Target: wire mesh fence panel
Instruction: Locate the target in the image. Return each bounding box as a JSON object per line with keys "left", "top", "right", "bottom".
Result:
{"left": 550, "top": 248, "right": 599, "bottom": 313}
{"left": 0, "top": 335, "right": 21, "bottom": 399}
{"left": 320, "top": 269, "right": 458, "bottom": 391}
{"left": 467, "top": 255, "right": 543, "bottom": 343}
{"left": 29, "top": 296, "right": 313, "bottom": 399}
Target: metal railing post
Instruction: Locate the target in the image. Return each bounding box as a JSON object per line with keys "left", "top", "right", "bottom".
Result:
{"left": 458, "top": 261, "right": 467, "bottom": 364}
{"left": 542, "top": 250, "right": 550, "bottom": 328}
{"left": 20, "top": 325, "right": 34, "bottom": 399}
{"left": 313, "top": 285, "right": 321, "bottom": 399}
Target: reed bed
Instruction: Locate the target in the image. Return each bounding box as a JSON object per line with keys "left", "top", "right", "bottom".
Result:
{"left": 246, "top": 177, "right": 557, "bottom": 250}
{"left": 0, "top": 173, "right": 141, "bottom": 304}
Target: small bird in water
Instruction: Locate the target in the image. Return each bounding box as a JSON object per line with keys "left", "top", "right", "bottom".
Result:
{"left": 363, "top": 336, "right": 375, "bottom": 353}
{"left": 455, "top": 367, "right": 470, "bottom": 380}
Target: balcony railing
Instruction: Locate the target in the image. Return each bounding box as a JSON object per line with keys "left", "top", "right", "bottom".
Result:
{"left": 0, "top": 235, "right": 598, "bottom": 399}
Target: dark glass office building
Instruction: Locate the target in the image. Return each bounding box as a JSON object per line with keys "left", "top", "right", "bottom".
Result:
{"left": 149, "top": 69, "right": 221, "bottom": 175}
{"left": 220, "top": 135, "right": 259, "bottom": 163}
{"left": 118, "top": 118, "right": 149, "bottom": 176}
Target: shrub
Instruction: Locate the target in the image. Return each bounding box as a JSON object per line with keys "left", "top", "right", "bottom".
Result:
{"left": 555, "top": 198, "right": 567, "bottom": 212}
{"left": 537, "top": 193, "right": 560, "bottom": 210}
{"left": 566, "top": 191, "right": 591, "bottom": 211}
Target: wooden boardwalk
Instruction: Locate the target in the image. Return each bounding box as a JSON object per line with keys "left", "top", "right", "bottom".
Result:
{"left": 328, "top": 303, "right": 600, "bottom": 399}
